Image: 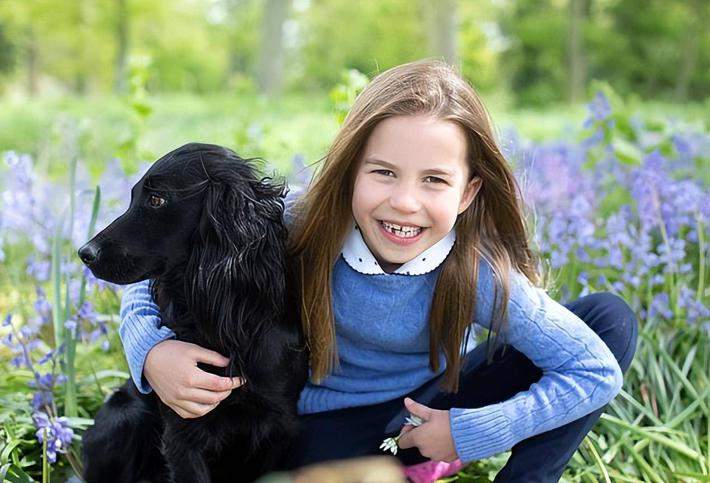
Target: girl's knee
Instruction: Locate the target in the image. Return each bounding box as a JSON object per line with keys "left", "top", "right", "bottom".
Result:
{"left": 590, "top": 292, "right": 638, "bottom": 371}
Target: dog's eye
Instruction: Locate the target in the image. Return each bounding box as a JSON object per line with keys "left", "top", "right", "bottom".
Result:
{"left": 148, "top": 194, "right": 167, "bottom": 208}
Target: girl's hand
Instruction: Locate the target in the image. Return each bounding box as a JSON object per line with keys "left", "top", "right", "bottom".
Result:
{"left": 397, "top": 398, "right": 459, "bottom": 462}
{"left": 144, "top": 339, "right": 244, "bottom": 419}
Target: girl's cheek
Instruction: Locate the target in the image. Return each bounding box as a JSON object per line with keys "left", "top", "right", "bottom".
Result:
{"left": 429, "top": 193, "right": 460, "bottom": 218}
{"left": 358, "top": 178, "right": 387, "bottom": 198}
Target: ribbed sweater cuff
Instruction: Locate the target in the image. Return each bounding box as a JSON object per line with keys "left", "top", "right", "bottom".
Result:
{"left": 450, "top": 404, "right": 516, "bottom": 463}
{"left": 118, "top": 315, "right": 175, "bottom": 394}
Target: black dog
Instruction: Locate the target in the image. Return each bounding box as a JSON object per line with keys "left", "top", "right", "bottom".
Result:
{"left": 78, "top": 143, "right": 308, "bottom": 482}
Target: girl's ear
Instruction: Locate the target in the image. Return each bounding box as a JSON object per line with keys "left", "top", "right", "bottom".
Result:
{"left": 458, "top": 176, "right": 482, "bottom": 215}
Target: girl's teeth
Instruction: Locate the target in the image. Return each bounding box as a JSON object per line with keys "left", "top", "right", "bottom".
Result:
{"left": 381, "top": 221, "right": 423, "bottom": 238}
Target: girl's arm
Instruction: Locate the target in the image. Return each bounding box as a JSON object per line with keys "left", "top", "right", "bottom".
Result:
{"left": 449, "top": 260, "right": 624, "bottom": 463}
{"left": 118, "top": 279, "right": 176, "bottom": 393}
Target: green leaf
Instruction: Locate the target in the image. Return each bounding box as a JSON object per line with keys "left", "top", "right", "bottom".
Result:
{"left": 51, "top": 214, "right": 66, "bottom": 349}
{"left": 1, "top": 463, "right": 34, "bottom": 483}
{"left": 612, "top": 138, "right": 643, "bottom": 165}
{"left": 602, "top": 414, "right": 702, "bottom": 461}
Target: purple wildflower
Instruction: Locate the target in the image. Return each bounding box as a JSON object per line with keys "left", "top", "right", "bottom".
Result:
{"left": 586, "top": 91, "right": 612, "bottom": 124}
{"left": 32, "top": 412, "right": 74, "bottom": 464}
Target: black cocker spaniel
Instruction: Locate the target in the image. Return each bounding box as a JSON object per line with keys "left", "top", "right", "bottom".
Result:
{"left": 78, "top": 143, "right": 308, "bottom": 483}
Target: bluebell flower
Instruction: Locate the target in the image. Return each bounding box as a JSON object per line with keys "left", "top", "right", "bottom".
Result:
{"left": 64, "top": 318, "right": 78, "bottom": 335}
{"left": 587, "top": 91, "right": 612, "bottom": 123}
{"left": 2, "top": 333, "right": 14, "bottom": 347}
{"left": 26, "top": 256, "right": 51, "bottom": 282}
{"left": 650, "top": 293, "right": 674, "bottom": 320}
{"left": 10, "top": 355, "right": 24, "bottom": 368}
{"left": 31, "top": 391, "right": 54, "bottom": 412}
{"left": 38, "top": 349, "right": 54, "bottom": 365}
{"left": 77, "top": 301, "right": 97, "bottom": 323}
{"left": 32, "top": 412, "right": 74, "bottom": 464}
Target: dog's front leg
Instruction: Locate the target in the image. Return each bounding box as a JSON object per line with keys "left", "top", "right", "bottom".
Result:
{"left": 161, "top": 423, "right": 211, "bottom": 483}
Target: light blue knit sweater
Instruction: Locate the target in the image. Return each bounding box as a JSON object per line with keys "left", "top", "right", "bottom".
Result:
{"left": 118, "top": 189, "right": 623, "bottom": 463}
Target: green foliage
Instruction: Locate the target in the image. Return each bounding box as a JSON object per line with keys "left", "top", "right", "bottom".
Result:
{"left": 0, "top": 0, "right": 707, "bottom": 104}
{"left": 583, "top": 81, "right": 709, "bottom": 185}
{"left": 0, "top": 22, "right": 16, "bottom": 78}
{"left": 329, "top": 69, "right": 369, "bottom": 125}
{"left": 498, "top": 0, "right": 567, "bottom": 107}
{"left": 499, "top": 0, "right": 709, "bottom": 106}
{"left": 294, "top": 0, "right": 428, "bottom": 89}
{"left": 458, "top": 2, "right": 500, "bottom": 93}
{"left": 1, "top": 378, "right": 41, "bottom": 483}
{"left": 0, "top": 336, "right": 128, "bottom": 481}
{"left": 115, "top": 54, "right": 155, "bottom": 169}
{"left": 601, "top": 0, "right": 709, "bottom": 100}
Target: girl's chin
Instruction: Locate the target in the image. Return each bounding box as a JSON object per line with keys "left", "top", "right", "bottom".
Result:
{"left": 373, "top": 238, "right": 431, "bottom": 267}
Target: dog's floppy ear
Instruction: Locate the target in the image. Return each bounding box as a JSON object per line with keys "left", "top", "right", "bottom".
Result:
{"left": 186, "top": 164, "right": 288, "bottom": 356}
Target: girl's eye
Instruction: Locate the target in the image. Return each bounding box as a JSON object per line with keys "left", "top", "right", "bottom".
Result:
{"left": 373, "top": 169, "right": 394, "bottom": 177}
{"left": 424, "top": 176, "right": 446, "bottom": 184}
{"left": 148, "top": 194, "right": 167, "bottom": 208}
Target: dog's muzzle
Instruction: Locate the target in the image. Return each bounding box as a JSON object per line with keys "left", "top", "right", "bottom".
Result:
{"left": 78, "top": 242, "right": 100, "bottom": 265}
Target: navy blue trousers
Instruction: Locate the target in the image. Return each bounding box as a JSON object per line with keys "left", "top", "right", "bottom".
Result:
{"left": 284, "top": 292, "right": 638, "bottom": 482}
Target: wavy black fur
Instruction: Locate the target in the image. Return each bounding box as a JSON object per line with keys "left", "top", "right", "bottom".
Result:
{"left": 78, "top": 143, "right": 308, "bottom": 483}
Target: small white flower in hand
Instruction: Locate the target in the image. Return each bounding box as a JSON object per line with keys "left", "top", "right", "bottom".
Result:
{"left": 380, "top": 437, "right": 400, "bottom": 455}
{"left": 380, "top": 413, "right": 424, "bottom": 455}
{"left": 405, "top": 415, "right": 423, "bottom": 427}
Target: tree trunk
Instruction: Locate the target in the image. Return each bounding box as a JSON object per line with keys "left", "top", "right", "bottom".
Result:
{"left": 567, "top": 0, "right": 587, "bottom": 103}
{"left": 426, "top": 0, "right": 458, "bottom": 65}
{"left": 114, "top": 0, "right": 129, "bottom": 94}
{"left": 674, "top": 0, "right": 704, "bottom": 100}
{"left": 257, "top": 0, "right": 289, "bottom": 95}
{"left": 225, "top": 0, "right": 241, "bottom": 77}
{"left": 26, "top": 28, "right": 38, "bottom": 96}
{"left": 74, "top": 0, "right": 88, "bottom": 94}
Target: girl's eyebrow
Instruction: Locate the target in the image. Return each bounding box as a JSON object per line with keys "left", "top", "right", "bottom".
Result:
{"left": 364, "top": 158, "right": 455, "bottom": 176}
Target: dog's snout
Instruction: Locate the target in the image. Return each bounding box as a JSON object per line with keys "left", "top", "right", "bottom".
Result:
{"left": 78, "top": 243, "right": 99, "bottom": 265}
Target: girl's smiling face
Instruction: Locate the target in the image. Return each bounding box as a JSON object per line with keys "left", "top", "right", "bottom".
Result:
{"left": 352, "top": 115, "right": 482, "bottom": 273}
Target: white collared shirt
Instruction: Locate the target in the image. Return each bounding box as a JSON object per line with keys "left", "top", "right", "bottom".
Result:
{"left": 340, "top": 219, "right": 456, "bottom": 275}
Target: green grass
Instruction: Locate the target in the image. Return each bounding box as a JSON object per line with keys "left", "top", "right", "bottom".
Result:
{"left": 1, "top": 93, "right": 706, "bottom": 178}
{"left": 0, "top": 93, "right": 340, "bottom": 179}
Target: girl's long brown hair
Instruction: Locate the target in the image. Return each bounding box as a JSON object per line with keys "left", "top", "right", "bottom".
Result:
{"left": 288, "top": 59, "right": 541, "bottom": 392}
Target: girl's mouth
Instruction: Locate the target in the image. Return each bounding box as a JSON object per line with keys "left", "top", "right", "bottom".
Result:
{"left": 378, "top": 220, "right": 426, "bottom": 245}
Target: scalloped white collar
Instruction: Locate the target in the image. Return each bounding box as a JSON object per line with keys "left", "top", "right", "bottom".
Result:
{"left": 340, "top": 220, "right": 456, "bottom": 275}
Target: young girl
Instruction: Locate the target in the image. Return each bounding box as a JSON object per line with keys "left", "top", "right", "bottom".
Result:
{"left": 119, "top": 59, "right": 637, "bottom": 482}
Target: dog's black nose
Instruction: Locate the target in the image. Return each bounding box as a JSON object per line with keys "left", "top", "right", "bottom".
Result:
{"left": 78, "top": 243, "right": 99, "bottom": 265}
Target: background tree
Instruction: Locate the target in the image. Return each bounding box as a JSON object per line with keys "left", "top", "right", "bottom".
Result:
{"left": 458, "top": 1, "right": 499, "bottom": 94}
{"left": 114, "top": 0, "right": 129, "bottom": 93}
{"left": 423, "top": 0, "right": 458, "bottom": 66}
{"left": 498, "top": 0, "right": 567, "bottom": 106}
{"left": 257, "top": 0, "right": 290, "bottom": 95}
{"left": 567, "top": 0, "right": 588, "bottom": 103}
{"left": 222, "top": 0, "right": 261, "bottom": 90}
{"left": 0, "top": 22, "right": 15, "bottom": 79}
{"left": 295, "top": 0, "right": 427, "bottom": 89}
{"left": 0, "top": 0, "right": 705, "bottom": 103}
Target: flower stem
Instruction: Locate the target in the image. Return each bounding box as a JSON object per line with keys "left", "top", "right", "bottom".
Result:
{"left": 42, "top": 428, "right": 49, "bottom": 483}
{"left": 696, "top": 215, "right": 705, "bottom": 301}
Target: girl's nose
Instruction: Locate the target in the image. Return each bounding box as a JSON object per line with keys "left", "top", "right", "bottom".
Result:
{"left": 389, "top": 184, "right": 422, "bottom": 213}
